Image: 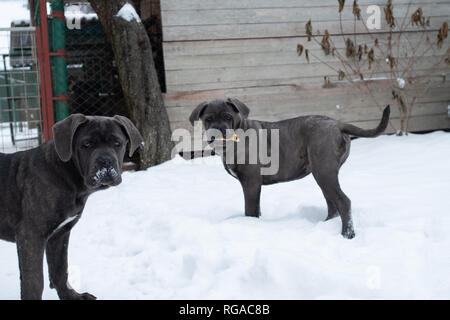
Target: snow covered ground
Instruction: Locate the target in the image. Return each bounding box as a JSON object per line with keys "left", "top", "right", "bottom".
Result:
{"left": 1, "top": 131, "right": 450, "bottom": 299}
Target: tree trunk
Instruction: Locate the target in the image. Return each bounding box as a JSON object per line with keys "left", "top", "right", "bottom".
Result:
{"left": 89, "top": 0, "right": 173, "bottom": 169}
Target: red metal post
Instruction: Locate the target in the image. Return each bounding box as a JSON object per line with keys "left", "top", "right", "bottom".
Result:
{"left": 39, "top": 0, "right": 55, "bottom": 140}
{"left": 35, "top": 25, "right": 50, "bottom": 141}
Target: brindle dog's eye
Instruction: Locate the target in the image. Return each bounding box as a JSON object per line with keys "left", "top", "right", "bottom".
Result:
{"left": 205, "top": 116, "right": 213, "bottom": 122}
{"left": 223, "top": 114, "right": 232, "bottom": 120}
{"left": 82, "top": 141, "right": 93, "bottom": 149}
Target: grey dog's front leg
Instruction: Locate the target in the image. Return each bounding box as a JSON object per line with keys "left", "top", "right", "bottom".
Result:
{"left": 16, "top": 229, "right": 46, "bottom": 300}
{"left": 46, "top": 229, "right": 96, "bottom": 300}
{"left": 239, "top": 176, "right": 262, "bottom": 218}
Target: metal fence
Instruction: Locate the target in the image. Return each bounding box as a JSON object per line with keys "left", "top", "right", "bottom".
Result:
{"left": 64, "top": 3, "right": 127, "bottom": 118}
{"left": 63, "top": 1, "right": 165, "bottom": 118}
{"left": 141, "top": 0, "right": 166, "bottom": 93}
{"left": 0, "top": 26, "right": 42, "bottom": 153}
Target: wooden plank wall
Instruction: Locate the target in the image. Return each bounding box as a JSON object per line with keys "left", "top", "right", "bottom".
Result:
{"left": 161, "top": 0, "right": 450, "bottom": 148}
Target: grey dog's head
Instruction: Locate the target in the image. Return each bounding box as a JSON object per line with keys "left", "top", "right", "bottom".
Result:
{"left": 189, "top": 98, "right": 250, "bottom": 144}
{"left": 53, "top": 114, "right": 143, "bottom": 190}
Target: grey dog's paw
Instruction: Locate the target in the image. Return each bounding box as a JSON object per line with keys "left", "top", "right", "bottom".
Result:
{"left": 59, "top": 289, "right": 97, "bottom": 300}
{"left": 79, "top": 292, "right": 97, "bottom": 300}
{"left": 342, "top": 227, "right": 356, "bottom": 239}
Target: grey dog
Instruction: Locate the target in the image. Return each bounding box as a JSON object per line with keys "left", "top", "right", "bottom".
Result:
{"left": 0, "top": 114, "right": 143, "bottom": 299}
{"left": 190, "top": 98, "right": 390, "bottom": 239}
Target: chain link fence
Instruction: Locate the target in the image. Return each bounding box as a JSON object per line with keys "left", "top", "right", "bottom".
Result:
{"left": 64, "top": 2, "right": 127, "bottom": 118}
{"left": 63, "top": 1, "right": 165, "bottom": 118}
{"left": 141, "top": 0, "right": 165, "bottom": 93}
{"left": 0, "top": 23, "right": 43, "bottom": 153}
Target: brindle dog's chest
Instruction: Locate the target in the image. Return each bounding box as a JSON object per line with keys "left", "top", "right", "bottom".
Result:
{"left": 46, "top": 193, "right": 89, "bottom": 237}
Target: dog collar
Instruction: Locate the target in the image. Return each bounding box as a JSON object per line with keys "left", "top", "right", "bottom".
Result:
{"left": 220, "top": 133, "right": 240, "bottom": 142}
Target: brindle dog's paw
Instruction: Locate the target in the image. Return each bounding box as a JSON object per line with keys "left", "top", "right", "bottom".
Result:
{"left": 342, "top": 227, "right": 356, "bottom": 239}
{"left": 79, "top": 292, "right": 97, "bottom": 300}
{"left": 59, "top": 289, "right": 97, "bottom": 300}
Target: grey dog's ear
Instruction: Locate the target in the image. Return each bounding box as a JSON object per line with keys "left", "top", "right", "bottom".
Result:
{"left": 113, "top": 115, "right": 144, "bottom": 157}
{"left": 189, "top": 101, "right": 209, "bottom": 126}
{"left": 53, "top": 114, "right": 88, "bottom": 162}
{"left": 226, "top": 98, "right": 250, "bottom": 119}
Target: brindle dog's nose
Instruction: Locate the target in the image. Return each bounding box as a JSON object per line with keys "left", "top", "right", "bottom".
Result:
{"left": 98, "top": 156, "right": 113, "bottom": 168}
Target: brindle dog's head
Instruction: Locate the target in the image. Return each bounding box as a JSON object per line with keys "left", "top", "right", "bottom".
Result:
{"left": 53, "top": 114, "right": 143, "bottom": 190}
{"left": 189, "top": 98, "right": 250, "bottom": 145}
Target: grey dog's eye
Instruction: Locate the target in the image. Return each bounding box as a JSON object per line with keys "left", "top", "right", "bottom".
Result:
{"left": 82, "top": 141, "right": 93, "bottom": 149}
{"left": 205, "top": 117, "right": 213, "bottom": 122}
{"left": 114, "top": 141, "right": 122, "bottom": 147}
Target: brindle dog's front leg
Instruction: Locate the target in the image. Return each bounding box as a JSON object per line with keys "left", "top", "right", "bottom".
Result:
{"left": 238, "top": 170, "right": 262, "bottom": 218}
{"left": 46, "top": 229, "right": 96, "bottom": 300}
{"left": 16, "top": 227, "right": 46, "bottom": 300}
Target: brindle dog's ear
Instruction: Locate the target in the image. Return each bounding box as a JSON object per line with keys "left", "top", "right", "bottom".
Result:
{"left": 53, "top": 114, "right": 88, "bottom": 162}
{"left": 189, "top": 101, "right": 209, "bottom": 126}
{"left": 226, "top": 98, "right": 250, "bottom": 119}
{"left": 113, "top": 115, "right": 144, "bottom": 157}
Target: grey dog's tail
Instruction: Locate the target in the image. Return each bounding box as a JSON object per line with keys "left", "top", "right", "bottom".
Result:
{"left": 339, "top": 105, "right": 390, "bottom": 138}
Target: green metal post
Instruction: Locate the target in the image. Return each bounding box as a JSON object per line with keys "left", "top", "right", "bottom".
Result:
{"left": 50, "top": 0, "right": 69, "bottom": 121}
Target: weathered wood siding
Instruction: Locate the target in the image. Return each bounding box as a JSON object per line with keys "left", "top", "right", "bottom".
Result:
{"left": 161, "top": 0, "right": 450, "bottom": 148}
